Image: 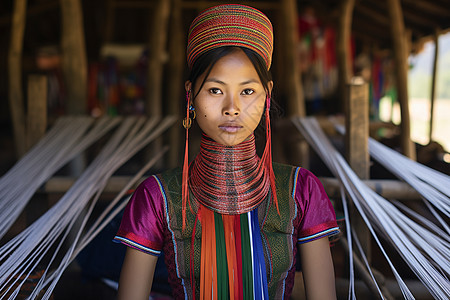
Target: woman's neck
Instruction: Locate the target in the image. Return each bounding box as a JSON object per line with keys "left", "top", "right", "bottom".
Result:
{"left": 189, "top": 133, "right": 269, "bottom": 214}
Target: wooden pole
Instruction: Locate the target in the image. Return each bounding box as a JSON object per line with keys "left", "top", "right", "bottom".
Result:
{"left": 27, "top": 75, "right": 48, "bottom": 151}
{"left": 60, "top": 0, "right": 88, "bottom": 114}
{"left": 337, "top": 0, "right": 355, "bottom": 113}
{"left": 429, "top": 29, "right": 440, "bottom": 143}
{"left": 386, "top": 0, "right": 416, "bottom": 160}
{"left": 281, "top": 0, "right": 305, "bottom": 117}
{"left": 346, "top": 76, "right": 371, "bottom": 261}
{"left": 281, "top": 0, "right": 309, "bottom": 168}
{"left": 8, "top": 0, "right": 27, "bottom": 157}
{"left": 167, "top": 0, "right": 184, "bottom": 168}
{"left": 146, "top": 0, "right": 171, "bottom": 117}
{"left": 146, "top": 0, "right": 171, "bottom": 167}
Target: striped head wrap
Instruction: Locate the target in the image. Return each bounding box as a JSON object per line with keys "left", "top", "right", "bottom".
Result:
{"left": 187, "top": 4, "right": 273, "bottom": 70}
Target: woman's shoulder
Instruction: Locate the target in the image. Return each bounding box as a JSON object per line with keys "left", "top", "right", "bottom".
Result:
{"left": 272, "top": 162, "right": 316, "bottom": 180}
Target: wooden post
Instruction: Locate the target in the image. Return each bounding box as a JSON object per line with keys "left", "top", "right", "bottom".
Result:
{"left": 429, "top": 29, "right": 440, "bottom": 143}
{"left": 60, "top": 0, "right": 88, "bottom": 114}
{"left": 27, "top": 75, "right": 48, "bottom": 151}
{"left": 337, "top": 0, "right": 355, "bottom": 112}
{"left": 146, "top": 0, "right": 171, "bottom": 117}
{"left": 146, "top": 0, "right": 171, "bottom": 167}
{"left": 346, "top": 77, "right": 371, "bottom": 260}
{"left": 386, "top": 0, "right": 416, "bottom": 160}
{"left": 281, "top": 0, "right": 305, "bottom": 117}
{"left": 8, "top": 0, "right": 27, "bottom": 157}
{"left": 167, "top": 0, "right": 184, "bottom": 168}
{"left": 281, "top": 0, "right": 309, "bottom": 168}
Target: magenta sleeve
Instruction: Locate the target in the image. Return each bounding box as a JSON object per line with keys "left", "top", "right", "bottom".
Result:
{"left": 294, "top": 168, "right": 340, "bottom": 244}
{"left": 113, "top": 175, "right": 165, "bottom": 256}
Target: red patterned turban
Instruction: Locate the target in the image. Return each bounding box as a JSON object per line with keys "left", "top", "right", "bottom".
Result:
{"left": 186, "top": 4, "right": 274, "bottom": 70}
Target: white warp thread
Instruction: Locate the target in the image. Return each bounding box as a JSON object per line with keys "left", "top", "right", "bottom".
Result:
{"left": 293, "top": 117, "right": 450, "bottom": 299}
{"left": 0, "top": 116, "right": 175, "bottom": 299}
{"left": 0, "top": 116, "right": 121, "bottom": 238}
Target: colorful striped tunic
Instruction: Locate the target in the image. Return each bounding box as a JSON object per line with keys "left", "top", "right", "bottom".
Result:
{"left": 114, "top": 163, "right": 339, "bottom": 299}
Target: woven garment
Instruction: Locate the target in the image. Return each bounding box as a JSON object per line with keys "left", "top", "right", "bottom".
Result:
{"left": 189, "top": 134, "right": 269, "bottom": 215}
{"left": 186, "top": 4, "right": 273, "bottom": 70}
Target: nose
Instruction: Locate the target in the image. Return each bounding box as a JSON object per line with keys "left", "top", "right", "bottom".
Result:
{"left": 223, "top": 94, "right": 240, "bottom": 116}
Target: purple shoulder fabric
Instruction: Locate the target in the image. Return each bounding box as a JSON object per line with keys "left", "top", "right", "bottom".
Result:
{"left": 113, "top": 175, "right": 166, "bottom": 256}
{"left": 293, "top": 168, "right": 340, "bottom": 244}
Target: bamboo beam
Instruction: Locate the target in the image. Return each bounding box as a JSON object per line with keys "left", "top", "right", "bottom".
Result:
{"left": 41, "top": 176, "right": 421, "bottom": 200}
{"left": 8, "top": 0, "right": 27, "bottom": 158}
{"left": 60, "top": 0, "right": 88, "bottom": 114}
{"left": 337, "top": 0, "right": 355, "bottom": 112}
{"left": 354, "top": 4, "right": 390, "bottom": 26}
{"left": 167, "top": 0, "right": 184, "bottom": 168}
{"left": 26, "top": 75, "right": 48, "bottom": 151}
{"left": 402, "top": 0, "right": 450, "bottom": 17}
{"left": 429, "top": 29, "right": 440, "bottom": 143}
{"left": 386, "top": 0, "right": 416, "bottom": 160}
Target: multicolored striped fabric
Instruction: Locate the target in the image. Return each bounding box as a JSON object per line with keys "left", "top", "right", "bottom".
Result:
{"left": 195, "top": 205, "right": 269, "bottom": 299}
{"left": 186, "top": 4, "right": 273, "bottom": 70}
{"left": 114, "top": 162, "right": 340, "bottom": 299}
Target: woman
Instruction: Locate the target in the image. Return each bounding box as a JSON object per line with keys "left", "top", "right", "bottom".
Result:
{"left": 114, "top": 4, "right": 339, "bottom": 299}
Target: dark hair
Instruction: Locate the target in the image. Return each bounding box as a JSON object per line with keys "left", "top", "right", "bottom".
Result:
{"left": 187, "top": 46, "right": 273, "bottom": 100}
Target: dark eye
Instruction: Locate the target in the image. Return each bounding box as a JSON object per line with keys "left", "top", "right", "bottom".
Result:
{"left": 209, "top": 88, "right": 222, "bottom": 95}
{"left": 242, "top": 89, "right": 254, "bottom": 95}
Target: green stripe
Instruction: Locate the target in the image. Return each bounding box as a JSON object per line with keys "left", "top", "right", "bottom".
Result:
{"left": 215, "top": 212, "right": 229, "bottom": 299}
{"left": 240, "top": 213, "right": 254, "bottom": 299}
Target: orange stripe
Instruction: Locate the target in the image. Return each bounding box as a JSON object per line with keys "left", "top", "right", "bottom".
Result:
{"left": 200, "top": 205, "right": 217, "bottom": 299}
{"left": 223, "top": 215, "right": 239, "bottom": 300}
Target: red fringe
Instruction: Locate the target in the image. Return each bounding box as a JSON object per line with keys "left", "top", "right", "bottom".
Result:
{"left": 261, "top": 95, "right": 279, "bottom": 214}
{"left": 182, "top": 93, "right": 190, "bottom": 231}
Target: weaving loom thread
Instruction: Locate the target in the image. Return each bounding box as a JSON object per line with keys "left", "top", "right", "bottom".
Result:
{"left": 293, "top": 117, "right": 450, "bottom": 299}
{"left": 0, "top": 117, "right": 175, "bottom": 299}
{"left": 0, "top": 116, "right": 121, "bottom": 238}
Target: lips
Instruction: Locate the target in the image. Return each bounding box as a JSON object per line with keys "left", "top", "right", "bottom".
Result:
{"left": 219, "top": 123, "right": 243, "bottom": 133}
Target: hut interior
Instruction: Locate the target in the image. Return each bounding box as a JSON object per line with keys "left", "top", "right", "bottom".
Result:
{"left": 0, "top": 0, "right": 449, "bottom": 299}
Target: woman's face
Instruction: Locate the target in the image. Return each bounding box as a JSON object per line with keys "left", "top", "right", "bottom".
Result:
{"left": 186, "top": 49, "right": 273, "bottom": 146}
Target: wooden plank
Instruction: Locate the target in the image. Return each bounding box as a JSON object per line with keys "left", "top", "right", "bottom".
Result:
{"left": 60, "top": 0, "right": 88, "bottom": 114}
{"left": 8, "top": 0, "right": 27, "bottom": 158}
{"left": 429, "top": 29, "right": 440, "bottom": 142}
{"left": 26, "top": 75, "right": 48, "bottom": 151}
{"left": 167, "top": 0, "right": 184, "bottom": 168}
{"left": 386, "top": 0, "right": 416, "bottom": 160}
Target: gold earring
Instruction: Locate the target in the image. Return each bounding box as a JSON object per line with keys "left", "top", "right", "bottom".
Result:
{"left": 183, "top": 117, "right": 192, "bottom": 129}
